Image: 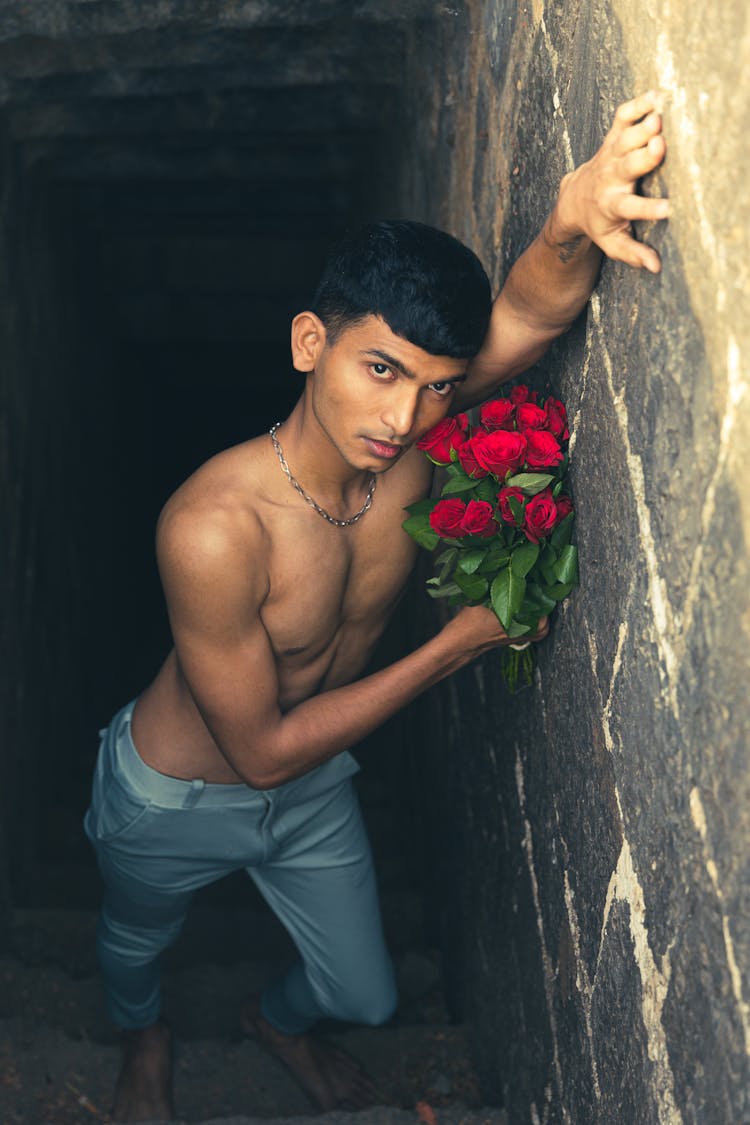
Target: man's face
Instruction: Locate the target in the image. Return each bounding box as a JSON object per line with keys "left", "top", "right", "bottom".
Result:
{"left": 302, "top": 314, "right": 469, "bottom": 474}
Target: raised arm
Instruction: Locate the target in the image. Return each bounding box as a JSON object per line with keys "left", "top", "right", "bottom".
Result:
{"left": 456, "top": 91, "right": 670, "bottom": 409}
{"left": 158, "top": 502, "right": 545, "bottom": 789}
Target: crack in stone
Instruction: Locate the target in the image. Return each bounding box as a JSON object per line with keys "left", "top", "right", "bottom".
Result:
{"left": 681, "top": 334, "right": 747, "bottom": 643}
{"left": 590, "top": 292, "right": 681, "bottom": 718}
{"left": 561, "top": 864, "right": 602, "bottom": 1099}
{"left": 566, "top": 332, "right": 591, "bottom": 460}
{"left": 689, "top": 786, "right": 750, "bottom": 1057}
{"left": 514, "top": 748, "right": 569, "bottom": 1122}
{"left": 602, "top": 838, "right": 683, "bottom": 1124}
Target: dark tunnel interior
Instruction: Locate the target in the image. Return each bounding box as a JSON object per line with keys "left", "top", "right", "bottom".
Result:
{"left": 1, "top": 6, "right": 434, "bottom": 925}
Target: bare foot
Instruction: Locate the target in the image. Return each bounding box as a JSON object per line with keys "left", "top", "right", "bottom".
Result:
{"left": 240, "top": 994, "right": 380, "bottom": 1111}
{"left": 112, "top": 1018, "right": 174, "bottom": 1123}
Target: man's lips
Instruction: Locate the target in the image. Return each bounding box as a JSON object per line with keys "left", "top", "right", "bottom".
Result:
{"left": 362, "top": 437, "right": 403, "bottom": 459}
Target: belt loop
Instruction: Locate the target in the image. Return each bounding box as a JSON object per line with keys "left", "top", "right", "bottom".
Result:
{"left": 182, "top": 779, "right": 205, "bottom": 809}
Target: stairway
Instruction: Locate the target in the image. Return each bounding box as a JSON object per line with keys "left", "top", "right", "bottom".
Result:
{"left": 0, "top": 903, "right": 507, "bottom": 1125}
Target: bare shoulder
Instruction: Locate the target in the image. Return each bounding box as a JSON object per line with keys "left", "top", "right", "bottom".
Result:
{"left": 156, "top": 436, "right": 272, "bottom": 618}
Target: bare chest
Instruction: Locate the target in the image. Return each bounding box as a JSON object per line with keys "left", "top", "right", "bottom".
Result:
{"left": 258, "top": 483, "right": 423, "bottom": 690}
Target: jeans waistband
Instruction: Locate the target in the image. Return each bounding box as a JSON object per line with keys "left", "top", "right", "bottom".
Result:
{"left": 102, "top": 700, "right": 359, "bottom": 810}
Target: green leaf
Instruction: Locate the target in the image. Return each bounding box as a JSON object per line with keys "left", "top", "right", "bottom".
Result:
{"left": 552, "top": 544, "right": 579, "bottom": 585}
{"left": 404, "top": 499, "right": 435, "bottom": 517}
{"left": 543, "top": 581, "right": 574, "bottom": 602}
{"left": 551, "top": 511, "right": 574, "bottom": 550}
{"left": 541, "top": 564, "right": 557, "bottom": 586}
{"left": 453, "top": 570, "right": 489, "bottom": 602}
{"left": 402, "top": 512, "right": 429, "bottom": 531}
{"left": 478, "top": 548, "right": 510, "bottom": 575}
{"left": 552, "top": 480, "right": 563, "bottom": 498}
{"left": 490, "top": 569, "right": 526, "bottom": 629}
{"left": 506, "top": 620, "right": 532, "bottom": 638}
{"left": 475, "top": 478, "right": 497, "bottom": 503}
{"left": 511, "top": 542, "right": 540, "bottom": 578}
{"left": 506, "top": 472, "right": 554, "bottom": 495}
{"left": 525, "top": 584, "right": 557, "bottom": 614}
{"left": 458, "top": 548, "right": 487, "bottom": 575}
{"left": 508, "top": 496, "right": 525, "bottom": 525}
{"left": 538, "top": 545, "right": 558, "bottom": 586}
{"left": 426, "top": 581, "right": 463, "bottom": 599}
{"left": 441, "top": 475, "right": 477, "bottom": 496}
{"left": 436, "top": 548, "right": 459, "bottom": 583}
{"left": 435, "top": 547, "right": 459, "bottom": 568}
{"left": 515, "top": 606, "right": 544, "bottom": 627}
{"left": 402, "top": 515, "right": 441, "bottom": 552}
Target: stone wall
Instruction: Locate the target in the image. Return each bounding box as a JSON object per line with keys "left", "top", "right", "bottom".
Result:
{"left": 399, "top": 2, "right": 750, "bottom": 1122}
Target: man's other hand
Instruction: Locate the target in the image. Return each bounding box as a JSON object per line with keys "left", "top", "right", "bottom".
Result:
{"left": 443, "top": 606, "right": 549, "bottom": 660}
{"left": 555, "top": 91, "right": 671, "bottom": 274}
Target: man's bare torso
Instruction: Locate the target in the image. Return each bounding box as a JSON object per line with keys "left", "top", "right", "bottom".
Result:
{"left": 131, "top": 430, "right": 432, "bottom": 783}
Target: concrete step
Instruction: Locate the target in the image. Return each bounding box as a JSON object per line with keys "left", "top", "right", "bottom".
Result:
{"left": 0, "top": 1017, "right": 508, "bottom": 1125}
{"left": 0, "top": 904, "right": 507, "bottom": 1124}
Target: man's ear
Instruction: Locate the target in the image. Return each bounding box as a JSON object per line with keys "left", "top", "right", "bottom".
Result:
{"left": 291, "top": 311, "right": 327, "bottom": 373}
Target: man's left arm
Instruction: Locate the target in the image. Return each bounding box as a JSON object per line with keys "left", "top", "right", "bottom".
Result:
{"left": 455, "top": 91, "right": 670, "bottom": 410}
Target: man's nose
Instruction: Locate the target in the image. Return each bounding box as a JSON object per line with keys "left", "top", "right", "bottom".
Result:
{"left": 381, "top": 389, "right": 419, "bottom": 439}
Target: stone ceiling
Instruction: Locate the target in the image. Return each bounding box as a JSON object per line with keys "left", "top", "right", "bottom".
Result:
{"left": 0, "top": 1, "right": 438, "bottom": 181}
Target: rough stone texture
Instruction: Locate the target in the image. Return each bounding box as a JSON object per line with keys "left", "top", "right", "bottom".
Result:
{"left": 398, "top": 2, "right": 750, "bottom": 1123}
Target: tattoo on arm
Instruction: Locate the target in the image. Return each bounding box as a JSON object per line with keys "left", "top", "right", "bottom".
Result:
{"left": 556, "top": 234, "right": 585, "bottom": 263}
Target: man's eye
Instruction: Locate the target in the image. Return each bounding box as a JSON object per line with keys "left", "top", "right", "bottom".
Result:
{"left": 371, "top": 363, "right": 392, "bottom": 379}
{"left": 430, "top": 381, "right": 454, "bottom": 396}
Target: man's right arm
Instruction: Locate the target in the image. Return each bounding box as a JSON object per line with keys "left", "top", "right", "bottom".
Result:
{"left": 158, "top": 503, "right": 543, "bottom": 789}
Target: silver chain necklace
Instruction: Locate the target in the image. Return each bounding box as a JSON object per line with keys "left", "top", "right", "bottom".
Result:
{"left": 269, "top": 422, "right": 376, "bottom": 528}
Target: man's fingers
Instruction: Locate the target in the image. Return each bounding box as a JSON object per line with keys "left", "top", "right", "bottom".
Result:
{"left": 614, "top": 194, "right": 670, "bottom": 223}
{"left": 601, "top": 230, "right": 662, "bottom": 273}
{"left": 619, "top": 134, "right": 667, "bottom": 181}
{"left": 614, "top": 112, "right": 662, "bottom": 157}
{"left": 613, "top": 90, "right": 660, "bottom": 129}
{"left": 530, "top": 616, "right": 549, "bottom": 642}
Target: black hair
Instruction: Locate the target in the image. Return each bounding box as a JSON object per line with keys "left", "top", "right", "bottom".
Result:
{"left": 312, "top": 220, "right": 492, "bottom": 359}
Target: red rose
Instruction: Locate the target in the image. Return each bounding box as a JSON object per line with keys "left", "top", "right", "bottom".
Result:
{"left": 525, "top": 429, "right": 563, "bottom": 469}
{"left": 516, "top": 403, "right": 548, "bottom": 431}
{"left": 417, "top": 417, "right": 465, "bottom": 465}
{"left": 497, "top": 485, "right": 526, "bottom": 525}
{"left": 460, "top": 499, "right": 497, "bottom": 538}
{"left": 429, "top": 498, "right": 468, "bottom": 538}
{"left": 555, "top": 494, "right": 574, "bottom": 522}
{"left": 523, "top": 488, "right": 559, "bottom": 543}
{"left": 480, "top": 400, "right": 515, "bottom": 431}
{"left": 545, "top": 397, "right": 569, "bottom": 440}
{"left": 471, "top": 429, "right": 528, "bottom": 477}
{"left": 510, "top": 385, "right": 530, "bottom": 404}
{"left": 456, "top": 439, "right": 488, "bottom": 479}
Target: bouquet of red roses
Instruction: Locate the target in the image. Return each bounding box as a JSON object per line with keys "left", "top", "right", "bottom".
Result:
{"left": 402, "top": 385, "right": 578, "bottom": 690}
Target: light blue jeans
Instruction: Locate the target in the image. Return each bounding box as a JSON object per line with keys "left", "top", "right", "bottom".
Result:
{"left": 84, "top": 701, "right": 397, "bottom": 1034}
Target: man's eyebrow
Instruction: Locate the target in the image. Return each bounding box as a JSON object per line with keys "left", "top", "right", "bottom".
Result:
{"left": 362, "top": 349, "right": 468, "bottom": 384}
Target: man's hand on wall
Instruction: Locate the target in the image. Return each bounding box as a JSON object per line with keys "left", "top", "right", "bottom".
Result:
{"left": 555, "top": 91, "right": 670, "bottom": 274}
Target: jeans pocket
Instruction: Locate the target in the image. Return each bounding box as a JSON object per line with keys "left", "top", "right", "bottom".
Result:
{"left": 92, "top": 778, "right": 153, "bottom": 843}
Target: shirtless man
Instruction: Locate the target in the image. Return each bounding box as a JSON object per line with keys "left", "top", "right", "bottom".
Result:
{"left": 84, "top": 93, "right": 668, "bottom": 1122}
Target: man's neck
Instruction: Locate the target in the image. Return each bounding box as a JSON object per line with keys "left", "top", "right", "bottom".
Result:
{"left": 272, "top": 398, "right": 373, "bottom": 514}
